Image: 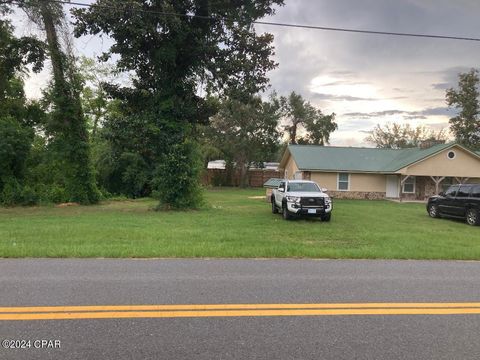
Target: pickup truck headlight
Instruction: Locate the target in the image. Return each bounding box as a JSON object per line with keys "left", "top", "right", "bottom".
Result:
{"left": 325, "top": 197, "right": 332, "bottom": 205}
{"left": 286, "top": 196, "right": 301, "bottom": 203}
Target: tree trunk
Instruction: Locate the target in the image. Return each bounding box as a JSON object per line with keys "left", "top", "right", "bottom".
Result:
{"left": 38, "top": 0, "right": 98, "bottom": 204}
{"left": 237, "top": 157, "right": 249, "bottom": 188}
{"left": 289, "top": 120, "right": 298, "bottom": 144}
{"left": 40, "top": 2, "right": 68, "bottom": 115}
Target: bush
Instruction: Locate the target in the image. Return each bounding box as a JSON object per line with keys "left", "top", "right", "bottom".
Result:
{"left": 0, "top": 180, "right": 42, "bottom": 207}
{"left": 0, "top": 179, "right": 23, "bottom": 206}
{"left": 45, "top": 185, "right": 69, "bottom": 204}
{"left": 153, "top": 141, "right": 204, "bottom": 210}
{"left": 20, "top": 185, "right": 39, "bottom": 206}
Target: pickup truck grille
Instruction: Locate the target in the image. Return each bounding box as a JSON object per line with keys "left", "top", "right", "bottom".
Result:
{"left": 300, "top": 197, "right": 324, "bottom": 207}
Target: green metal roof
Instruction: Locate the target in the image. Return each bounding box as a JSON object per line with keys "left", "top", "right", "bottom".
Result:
{"left": 287, "top": 142, "right": 457, "bottom": 173}
{"left": 263, "top": 178, "right": 284, "bottom": 188}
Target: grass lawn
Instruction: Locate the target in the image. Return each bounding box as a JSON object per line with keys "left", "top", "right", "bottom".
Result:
{"left": 0, "top": 188, "right": 479, "bottom": 259}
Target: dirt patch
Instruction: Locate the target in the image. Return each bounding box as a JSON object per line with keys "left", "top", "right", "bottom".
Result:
{"left": 55, "top": 202, "right": 80, "bottom": 208}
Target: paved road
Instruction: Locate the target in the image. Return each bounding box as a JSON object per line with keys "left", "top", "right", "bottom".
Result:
{"left": 1, "top": 259, "right": 480, "bottom": 359}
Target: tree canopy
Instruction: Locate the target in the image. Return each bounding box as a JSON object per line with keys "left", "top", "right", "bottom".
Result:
{"left": 446, "top": 69, "right": 480, "bottom": 150}
{"left": 365, "top": 122, "right": 447, "bottom": 149}
{"left": 280, "top": 91, "right": 337, "bottom": 145}
{"left": 0, "top": 8, "right": 46, "bottom": 205}
{"left": 206, "top": 95, "right": 281, "bottom": 187}
{"left": 72, "top": 0, "right": 284, "bottom": 208}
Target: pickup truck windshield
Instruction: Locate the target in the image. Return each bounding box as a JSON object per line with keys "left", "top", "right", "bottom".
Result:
{"left": 287, "top": 183, "right": 320, "bottom": 192}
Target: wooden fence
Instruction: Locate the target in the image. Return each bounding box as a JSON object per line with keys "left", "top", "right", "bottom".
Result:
{"left": 202, "top": 169, "right": 281, "bottom": 187}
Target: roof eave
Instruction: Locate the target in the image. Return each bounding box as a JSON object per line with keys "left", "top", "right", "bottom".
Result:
{"left": 299, "top": 168, "right": 398, "bottom": 174}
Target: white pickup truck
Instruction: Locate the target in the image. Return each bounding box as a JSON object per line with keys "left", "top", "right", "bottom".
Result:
{"left": 271, "top": 180, "right": 332, "bottom": 221}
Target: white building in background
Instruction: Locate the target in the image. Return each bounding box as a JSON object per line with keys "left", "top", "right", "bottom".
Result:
{"left": 207, "top": 160, "right": 226, "bottom": 170}
{"left": 207, "top": 160, "right": 279, "bottom": 171}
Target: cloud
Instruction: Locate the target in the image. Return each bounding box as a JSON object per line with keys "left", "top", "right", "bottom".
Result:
{"left": 310, "top": 93, "right": 377, "bottom": 102}
{"left": 344, "top": 110, "right": 405, "bottom": 118}
{"left": 432, "top": 82, "right": 450, "bottom": 90}
{"left": 405, "top": 115, "right": 428, "bottom": 120}
{"left": 340, "top": 119, "right": 377, "bottom": 131}
{"left": 421, "top": 107, "right": 454, "bottom": 116}
{"left": 343, "top": 107, "right": 455, "bottom": 119}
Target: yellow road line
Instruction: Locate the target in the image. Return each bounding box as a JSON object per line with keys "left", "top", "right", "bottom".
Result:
{"left": 2, "top": 302, "right": 480, "bottom": 313}
{"left": 1, "top": 303, "right": 480, "bottom": 320}
{"left": 2, "top": 307, "right": 480, "bottom": 321}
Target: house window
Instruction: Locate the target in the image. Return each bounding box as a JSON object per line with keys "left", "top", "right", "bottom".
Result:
{"left": 402, "top": 176, "right": 415, "bottom": 193}
{"left": 337, "top": 173, "right": 350, "bottom": 191}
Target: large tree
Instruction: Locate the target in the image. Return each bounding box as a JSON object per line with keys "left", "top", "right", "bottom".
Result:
{"left": 77, "top": 56, "right": 118, "bottom": 138}
{"left": 207, "top": 95, "right": 281, "bottom": 187}
{"left": 365, "top": 122, "right": 447, "bottom": 149}
{"left": 9, "top": 0, "right": 100, "bottom": 204}
{"left": 0, "top": 6, "right": 46, "bottom": 204}
{"left": 446, "top": 69, "right": 480, "bottom": 150}
{"left": 280, "top": 91, "right": 337, "bottom": 145}
{"left": 73, "top": 0, "right": 283, "bottom": 208}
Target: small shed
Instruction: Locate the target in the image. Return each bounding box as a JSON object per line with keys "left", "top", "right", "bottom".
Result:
{"left": 263, "top": 178, "right": 284, "bottom": 202}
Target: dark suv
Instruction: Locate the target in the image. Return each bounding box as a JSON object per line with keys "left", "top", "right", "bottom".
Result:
{"left": 427, "top": 184, "right": 480, "bottom": 226}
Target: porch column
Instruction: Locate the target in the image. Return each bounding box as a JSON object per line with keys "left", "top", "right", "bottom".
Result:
{"left": 455, "top": 177, "right": 470, "bottom": 184}
{"left": 399, "top": 175, "right": 411, "bottom": 202}
{"left": 430, "top": 176, "right": 445, "bottom": 195}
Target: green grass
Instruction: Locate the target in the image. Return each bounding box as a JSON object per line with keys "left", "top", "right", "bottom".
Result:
{"left": 0, "top": 188, "right": 479, "bottom": 259}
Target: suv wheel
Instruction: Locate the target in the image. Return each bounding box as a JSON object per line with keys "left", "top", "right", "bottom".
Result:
{"left": 428, "top": 204, "right": 440, "bottom": 218}
{"left": 282, "top": 204, "right": 291, "bottom": 220}
{"left": 271, "top": 198, "right": 278, "bottom": 214}
{"left": 466, "top": 209, "right": 480, "bottom": 226}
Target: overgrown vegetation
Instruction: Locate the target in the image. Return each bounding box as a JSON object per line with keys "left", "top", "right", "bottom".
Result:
{"left": 72, "top": 0, "right": 284, "bottom": 208}
{"left": 2, "top": 1, "right": 479, "bottom": 209}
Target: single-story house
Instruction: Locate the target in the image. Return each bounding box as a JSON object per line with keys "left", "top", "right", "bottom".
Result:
{"left": 278, "top": 141, "right": 480, "bottom": 200}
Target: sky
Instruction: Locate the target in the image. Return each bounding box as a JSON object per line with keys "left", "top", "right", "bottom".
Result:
{"left": 11, "top": 0, "right": 480, "bottom": 146}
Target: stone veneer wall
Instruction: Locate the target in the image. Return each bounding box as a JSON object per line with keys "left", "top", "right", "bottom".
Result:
{"left": 400, "top": 193, "right": 418, "bottom": 201}
{"left": 402, "top": 176, "right": 438, "bottom": 201}
{"left": 327, "top": 191, "right": 386, "bottom": 200}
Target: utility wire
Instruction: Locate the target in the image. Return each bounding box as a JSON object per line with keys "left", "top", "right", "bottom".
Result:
{"left": 17, "top": 0, "right": 480, "bottom": 43}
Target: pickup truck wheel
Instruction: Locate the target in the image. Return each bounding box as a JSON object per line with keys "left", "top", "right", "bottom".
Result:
{"left": 282, "top": 204, "right": 291, "bottom": 220}
{"left": 271, "top": 198, "right": 278, "bottom": 214}
{"left": 428, "top": 204, "right": 440, "bottom": 218}
{"left": 321, "top": 213, "right": 331, "bottom": 222}
{"left": 466, "top": 209, "right": 480, "bottom": 226}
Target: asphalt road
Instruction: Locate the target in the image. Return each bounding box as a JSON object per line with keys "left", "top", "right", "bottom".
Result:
{"left": 1, "top": 259, "right": 480, "bottom": 360}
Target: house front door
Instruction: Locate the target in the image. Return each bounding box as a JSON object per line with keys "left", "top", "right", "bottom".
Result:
{"left": 386, "top": 175, "right": 399, "bottom": 198}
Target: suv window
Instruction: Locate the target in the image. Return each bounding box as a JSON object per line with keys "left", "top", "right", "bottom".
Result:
{"left": 457, "top": 185, "right": 471, "bottom": 197}
{"left": 444, "top": 185, "right": 459, "bottom": 197}
{"left": 471, "top": 185, "right": 480, "bottom": 198}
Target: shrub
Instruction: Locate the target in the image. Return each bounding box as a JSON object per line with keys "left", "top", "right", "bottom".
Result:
{"left": 20, "top": 185, "right": 39, "bottom": 206}
{"left": 153, "top": 141, "right": 204, "bottom": 210}
{"left": 0, "top": 179, "right": 23, "bottom": 206}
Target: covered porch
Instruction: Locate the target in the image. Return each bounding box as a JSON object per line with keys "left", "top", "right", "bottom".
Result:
{"left": 386, "top": 175, "right": 473, "bottom": 201}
